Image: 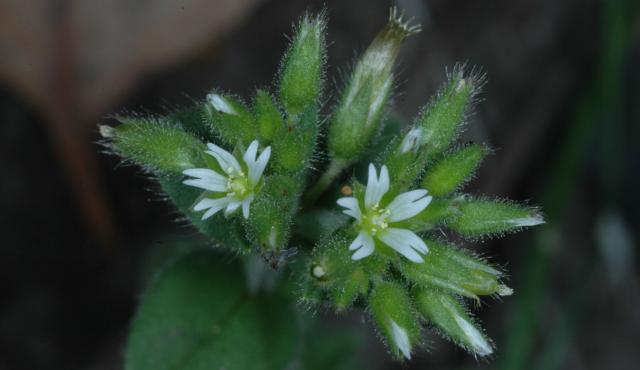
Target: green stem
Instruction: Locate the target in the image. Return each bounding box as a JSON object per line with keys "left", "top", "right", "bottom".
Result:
{"left": 304, "top": 158, "right": 348, "bottom": 206}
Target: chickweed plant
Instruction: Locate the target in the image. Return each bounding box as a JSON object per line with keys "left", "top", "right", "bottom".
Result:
{"left": 102, "top": 8, "right": 544, "bottom": 368}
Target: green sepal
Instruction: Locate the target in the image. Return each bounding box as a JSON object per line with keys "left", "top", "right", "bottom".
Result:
{"left": 331, "top": 268, "right": 369, "bottom": 311}
{"left": 203, "top": 92, "right": 257, "bottom": 145}
{"left": 449, "top": 197, "right": 544, "bottom": 238}
{"left": 254, "top": 90, "right": 284, "bottom": 144}
{"left": 415, "top": 66, "right": 480, "bottom": 157}
{"left": 414, "top": 288, "right": 494, "bottom": 357}
{"left": 379, "top": 138, "right": 430, "bottom": 198}
{"left": 110, "top": 117, "right": 206, "bottom": 175}
{"left": 272, "top": 107, "right": 318, "bottom": 172}
{"left": 166, "top": 105, "right": 215, "bottom": 142}
{"left": 409, "top": 198, "right": 457, "bottom": 231}
{"left": 279, "top": 13, "right": 327, "bottom": 117}
{"left": 328, "top": 16, "right": 417, "bottom": 162}
{"left": 421, "top": 144, "right": 487, "bottom": 196}
{"left": 368, "top": 281, "right": 420, "bottom": 360}
{"left": 400, "top": 240, "right": 504, "bottom": 300}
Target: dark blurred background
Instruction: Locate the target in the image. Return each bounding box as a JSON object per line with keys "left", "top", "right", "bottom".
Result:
{"left": 1, "top": 0, "right": 639, "bottom": 369}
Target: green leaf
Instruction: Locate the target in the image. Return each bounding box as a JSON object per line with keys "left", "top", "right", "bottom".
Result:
{"left": 110, "top": 117, "right": 206, "bottom": 175}
{"left": 279, "top": 13, "right": 327, "bottom": 117}
{"left": 421, "top": 144, "right": 487, "bottom": 196}
{"left": 400, "top": 239, "right": 504, "bottom": 299}
{"left": 449, "top": 198, "right": 544, "bottom": 238}
{"left": 415, "top": 288, "right": 493, "bottom": 357}
{"left": 125, "top": 249, "right": 299, "bottom": 370}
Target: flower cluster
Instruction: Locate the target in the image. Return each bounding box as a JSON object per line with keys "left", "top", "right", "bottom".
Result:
{"left": 104, "top": 7, "right": 543, "bottom": 364}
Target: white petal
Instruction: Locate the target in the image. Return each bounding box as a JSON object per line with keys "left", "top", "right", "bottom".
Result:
{"left": 337, "top": 197, "right": 361, "bottom": 222}
{"left": 182, "top": 168, "right": 228, "bottom": 191}
{"left": 379, "top": 165, "right": 390, "bottom": 195}
{"left": 205, "top": 143, "right": 242, "bottom": 174}
{"left": 182, "top": 168, "right": 226, "bottom": 181}
{"left": 378, "top": 228, "right": 428, "bottom": 263}
{"left": 241, "top": 194, "right": 254, "bottom": 219}
{"left": 243, "top": 140, "right": 259, "bottom": 166}
{"left": 194, "top": 198, "right": 230, "bottom": 220}
{"left": 248, "top": 146, "right": 270, "bottom": 185}
{"left": 452, "top": 313, "right": 493, "bottom": 356}
{"left": 182, "top": 178, "right": 228, "bottom": 192}
{"left": 390, "top": 320, "right": 412, "bottom": 360}
{"left": 387, "top": 190, "right": 432, "bottom": 222}
{"left": 348, "top": 231, "right": 375, "bottom": 260}
{"left": 207, "top": 93, "right": 236, "bottom": 115}
{"left": 224, "top": 200, "right": 242, "bottom": 216}
{"left": 348, "top": 232, "right": 364, "bottom": 251}
{"left": 351, "top": 233, "right": 375, "bottom": 260}
{"left": 365, "top": 164, "right": 388, "bottom": 207}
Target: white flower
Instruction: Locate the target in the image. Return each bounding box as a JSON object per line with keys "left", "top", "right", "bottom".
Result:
{"left": 337, "top": 164, "right": 432, "bottom": 263}
{"left": 182, "top": 140, "right": 270, "bottom": 220}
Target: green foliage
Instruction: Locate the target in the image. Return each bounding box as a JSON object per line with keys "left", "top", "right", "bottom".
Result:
{"left": 422, "top": 144, "right": 487, "bottom": 196}
{"left": 415, "top": 288, "right": 493, "bottom": 357}
{"left": 103, "top": 8, "right": 543, "bottom": 366}
{"left": 109, "top": 118, "right": 206, "bottom": 175}
{"left": 279, "top": 13, "right": 327, "bottom": 117}
{"left": 125, "top": 249, "right": 298, "bottom": 370}
{"left": 449, "top": 198, "right": 544, "bottom": 238}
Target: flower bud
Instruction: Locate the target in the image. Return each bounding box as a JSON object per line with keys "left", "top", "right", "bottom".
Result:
{"left": 272, "top": 107, "right": 318, "bottom": 172}
{"left": 328, "top": 10, "right": 419, "bottom": 162}
{"left": 415, "top": 66, "right": 481, "bottom": 157}
{"left": 449, "top": 198, "right": 544, "bottom": 238}
{"left": 279, "top": 13, "right": 327, "bottom": 117}
{"left": 203, "top": 92, "right": 256, "bottom": 145}
{"left": 415, "top": 288, "right": 494, "bottom": 357}
{"left": 253, "top": 90, "right": 284, "bottom": 144}
{"left": 400, "top": 239, "right": 506, "bottom": 299}
{"left": 369, "top": 281, "right": 420, "bottom": 360}
{"left": 421, "top": 144, "right": 487, "bottom": 196}
{"left": 246, "top": 174, "right": 301, "bottom": 253}
{"left": 109, "top": 118, "right": 206, "bottom": 175}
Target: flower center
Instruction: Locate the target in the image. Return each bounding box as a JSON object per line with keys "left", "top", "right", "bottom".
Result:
{"left": 361, "top": 204, "right": 390, "bottom": 236}
{"left": 227, "top": 172, "right": 250, "bottom": 199}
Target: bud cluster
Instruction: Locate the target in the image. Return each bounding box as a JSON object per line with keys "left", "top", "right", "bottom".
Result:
{"left": 101, "top": 7, "right": 543, "bottom": 363}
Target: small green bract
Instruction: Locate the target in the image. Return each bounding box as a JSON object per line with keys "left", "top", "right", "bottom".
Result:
{"left": 103, "top": 7, "right": 543, "bottom": 364}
